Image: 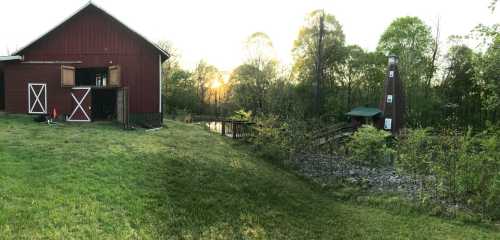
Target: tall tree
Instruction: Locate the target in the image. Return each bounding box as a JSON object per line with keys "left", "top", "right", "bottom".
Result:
{"left": 477, "top": 33, "right": 500, "bottom": 122}
{"left": 229, "top": 32, "right": 277, "bottom": 115}
{"left": 292, "top": 10, "right": 346, "bottom": 118}
{"left": 192, "top": 60, "right": 220, "bottom": 113}
{"left": 440, "top": 45, "right": 480, "bottom": 127}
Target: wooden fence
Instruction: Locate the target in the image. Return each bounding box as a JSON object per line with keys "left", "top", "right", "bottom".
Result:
{"left": 221, "top": 120, "right": 255, "bottom": 139}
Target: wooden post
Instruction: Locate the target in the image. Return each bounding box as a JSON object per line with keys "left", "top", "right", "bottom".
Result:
{"left": 221, "top": 121, "right": 225, "bottom": 136}
{"left": 232, "top": 121, "right": 236, "bottom": 139}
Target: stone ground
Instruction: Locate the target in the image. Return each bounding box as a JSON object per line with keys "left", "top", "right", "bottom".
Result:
{"left": 290, "top": 153, "right": 428, "bottom": 199}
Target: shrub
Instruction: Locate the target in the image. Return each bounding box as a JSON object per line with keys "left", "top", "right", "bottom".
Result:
{"left": 230, "top": 109, "right": 252, "bottom": 121}
{"left": 248, "top": 115, "right": 309, "bottom": 165}
{"left": 397, "top": 128, "right": 434, "bottom": 176}
{"left": 347, "top": 125, "right": 394, "bottom": 167}
{"left": 397, "top": 126, "right": 500, "bottom": 220}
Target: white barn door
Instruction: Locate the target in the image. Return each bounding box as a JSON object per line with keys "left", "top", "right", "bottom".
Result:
{"left": 67, "top": 87, "right": 91, "bottom": 122}
{"left": 28, "top": 83, "right": 47, "bottom": 114}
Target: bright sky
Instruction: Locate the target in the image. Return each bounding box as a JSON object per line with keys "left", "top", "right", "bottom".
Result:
{"left": 0, "top": 0, "right": 498, "bottom": 71}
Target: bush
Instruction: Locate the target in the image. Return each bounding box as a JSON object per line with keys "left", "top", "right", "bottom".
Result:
{"left": 397, "top": 128, "right": 434, "bottom": 176}
{"left": 347, "top": 125, "right": 394, "bottom": 167}
{"left": 230, "top": 109, "right": 252, "bottom": 121}
{"left": 396, "top": 126, "right": 500, "bottom": 220}
{"left": 248, "top": 115, "right": 309, "bottom": 165}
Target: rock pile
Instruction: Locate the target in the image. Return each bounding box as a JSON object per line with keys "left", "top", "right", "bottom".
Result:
{"left": 291, "top": 153, "right": 423, "bottom": 197}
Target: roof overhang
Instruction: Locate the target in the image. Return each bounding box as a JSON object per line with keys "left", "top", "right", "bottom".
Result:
{"left": 0, "top": 55, "right": 23, "bottom": 62}
{"left": 346, "top": 107, "right": 382, "bottom": 118}
{"left": 12, "top": 2, "right": 169, "bottom": 60}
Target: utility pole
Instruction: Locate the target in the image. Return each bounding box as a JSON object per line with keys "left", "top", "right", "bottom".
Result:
{"left": 314, "top": 11, "right": 325, "bottom": 117}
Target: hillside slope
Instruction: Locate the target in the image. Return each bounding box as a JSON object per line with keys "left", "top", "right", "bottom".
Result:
{"left": 0, "top": 115, "right": 498, "bottom": 239}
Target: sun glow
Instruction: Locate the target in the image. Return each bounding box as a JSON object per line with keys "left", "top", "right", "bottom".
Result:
{"left": 210, "top": 79, "right": 222, "bottom": 89}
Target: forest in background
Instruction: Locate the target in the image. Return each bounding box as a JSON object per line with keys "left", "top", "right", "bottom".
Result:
{"left": 160, "top": 6, "right": 499, "bottom": 131}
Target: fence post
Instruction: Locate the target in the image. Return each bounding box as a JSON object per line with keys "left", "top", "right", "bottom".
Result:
{"left": 232, "top": 121, "right": 236, "bottom": 139}
{"left": 221, "top": 121, "right": 225, "bottom": 136}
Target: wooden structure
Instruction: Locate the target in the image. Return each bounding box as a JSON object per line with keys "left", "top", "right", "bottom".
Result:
{"left": 380, "top": 55, "right": 405, "bottom": 134}
{"left": 346, "top": 106, "right": 383, "bottom": 129}
{"left": 221, "top": 120, "right": 255, "bottom": 139}
{"left": 0, "top": 2, "right": 169, "bottom": 127}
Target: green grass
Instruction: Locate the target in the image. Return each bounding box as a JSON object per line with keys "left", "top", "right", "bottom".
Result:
{"left": 0, "top": 115, "right": 498, "bottom": 239}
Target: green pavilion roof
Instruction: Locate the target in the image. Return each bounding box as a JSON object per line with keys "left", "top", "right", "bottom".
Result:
{"left": 346, "top": 107, "right": 382, "bottom": 117}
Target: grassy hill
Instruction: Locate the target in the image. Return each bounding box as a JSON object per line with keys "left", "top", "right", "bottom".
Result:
{"left": 0, "top": 115, "right": 498, "bottom": 239}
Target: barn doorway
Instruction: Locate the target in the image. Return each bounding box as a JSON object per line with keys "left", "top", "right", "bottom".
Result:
{"left": 0, "top": 69, "right": 4, "bottom": 111}
{"left": 76, "top": 67, "right": 108, "bottom": 87}
{"left": 91, "top": 89, "right": 116, "bottom": 120}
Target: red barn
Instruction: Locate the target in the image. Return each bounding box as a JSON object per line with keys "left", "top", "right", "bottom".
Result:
{"left": 0, "top": 2, "right": 169, "bottom": 127}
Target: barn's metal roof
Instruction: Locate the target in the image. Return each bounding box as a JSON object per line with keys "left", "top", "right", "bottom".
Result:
{"left": 12, "top": 2, "right": 170, "bottom": 60}
{"left": 346, "top": 107, "right": 382, "bottom": 117}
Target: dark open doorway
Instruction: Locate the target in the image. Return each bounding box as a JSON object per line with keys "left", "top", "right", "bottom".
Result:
{"left": 0, "top": 69, "right": 4, "bottom": 110}
{"left": 76, "top": 67, "right": 108, "bottom": 86}
{"left": 92, "top": 89, "right": 116, "bottom": 120}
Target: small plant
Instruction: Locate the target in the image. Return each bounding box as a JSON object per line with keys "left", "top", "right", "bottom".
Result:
{"left": 249, "top": 115, "right": 288, "bottom": 163}
{"left": 347, "top": 125, "right": 394, "bottom": 167}
{"left": 230, "top": 109, "right": 252, "bottom": 121}
{"left": 397, "top": 128, "right": 434, "bottom": 176}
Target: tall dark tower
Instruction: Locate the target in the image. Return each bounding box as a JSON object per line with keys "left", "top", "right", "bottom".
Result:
{"left": 380, "top": 55, "right": 405, "bottom": 134}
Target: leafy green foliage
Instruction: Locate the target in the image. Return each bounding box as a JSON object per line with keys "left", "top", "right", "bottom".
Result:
{"left": 397, "top": 128, "right": 434, "bottom": 176}
{"left": 397, "top": 127, "right": 500, "bottom": 220}
{"left": 439, "top": 45, "right": 480, "bottom": 128}
{"left": 348, "top": 125, "right": 394, "bottom": 167}
{"left": 229, "top": 109, "right": 252, "bottom": 121}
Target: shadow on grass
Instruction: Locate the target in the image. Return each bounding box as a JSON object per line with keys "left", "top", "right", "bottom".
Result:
{"left": 141, "top": 137, "right": 339, "bottom": 239}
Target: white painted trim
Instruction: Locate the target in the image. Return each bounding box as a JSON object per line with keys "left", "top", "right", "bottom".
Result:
{"left": 72, "top": 87, "right": 93, "bottom": 90}
{"left": 159, "top": 54, "right": 162, "bottom": 113}
{"left": 0, "top": 56, "right": 23, "bottom": 61}
{"left": 67, "top": 87, "right": 91, "bottom": 122}
{"left": 28, "top": 83, "right": 47, "bottom": 114}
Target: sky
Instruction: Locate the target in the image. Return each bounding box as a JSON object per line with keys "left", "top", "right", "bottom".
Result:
{"left": 0, "top": 0, "right": 498, "bottom": 71}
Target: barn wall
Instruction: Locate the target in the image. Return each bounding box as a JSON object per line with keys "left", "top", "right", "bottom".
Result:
{"left": 4, "top": 5, "right": 160, "bottom": 116}
{"left": 0, "top": 65, "right": 4, "bottom": 110}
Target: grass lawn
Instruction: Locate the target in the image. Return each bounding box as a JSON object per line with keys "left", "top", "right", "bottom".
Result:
{"left": 0, "top": 115, "right": 498, "bottom": 239}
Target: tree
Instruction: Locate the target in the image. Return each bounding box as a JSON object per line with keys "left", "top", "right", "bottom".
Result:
{"left": 477, "top": 34, "right": 500, "bottom": 122}
{"left": 490, "top": 0, "right": 498, "bottom": 12}
{"left": 165, "top": 69, "right": 199, "bottom": 113}
{"left": 377, "top": 16, "right": 435, "bottom": 126}
{"left": 334, "top": 45, "right": 385, "bottom": 112}
{"left": 157, "top": 41, "right": 202, "bottom": 115}
{"left": 192, "top": 60, "right": 220, "bottom": 114}
{"left": 229, "top": 32, "right": 277, "bottom": 115}
{"left": 157, "top": 40, "right": 180, "bottom": 98}
{"left": 292, "top": 10, "right": 346, "bottom": 118}
{"left": 440, "top": 45, "right": 480, "bottom": 127}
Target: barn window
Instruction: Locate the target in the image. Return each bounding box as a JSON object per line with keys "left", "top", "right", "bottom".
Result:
{"left": 61, "top": 65, "right": 75, "bottom": 87}
{"left": 108, "top": 65, "right": 121, "bottom": 87}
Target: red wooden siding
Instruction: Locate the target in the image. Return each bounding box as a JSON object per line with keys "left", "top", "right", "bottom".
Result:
{"left": 4, "top": 4, "right": 161, "bottom": 116}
